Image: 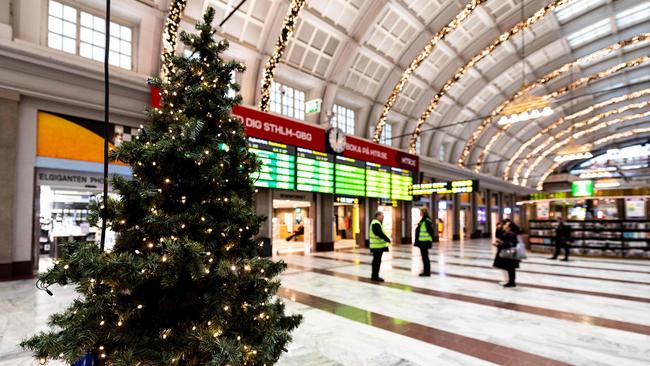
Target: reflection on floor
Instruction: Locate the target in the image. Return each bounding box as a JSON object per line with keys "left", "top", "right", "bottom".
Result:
{"left": 2, "top": 239, "right": 650, "bottom": 365}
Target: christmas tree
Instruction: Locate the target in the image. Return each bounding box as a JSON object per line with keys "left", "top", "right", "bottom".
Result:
{"left": 21, "top": 8, "right": 301, "bottom": 365}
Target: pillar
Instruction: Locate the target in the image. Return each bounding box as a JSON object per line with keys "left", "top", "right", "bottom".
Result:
{"left": 470, "top": 191, "right": 480, "bottom": 238}
{"left": 401, "top": 201, "right": 412, "bottom": 244}
{"left": 315, "top": 193, "right": 334, "bottom": 251}
{"left": 430, "top": 195, "right": 439, "bottom": 242}
{"left": 357, "top": 198, "right": 367, "bottom": 247}
{"left": 0, "top": 90, "right": 22, "bottom": 279}
{"left": 453, "top": 194, "right": 460, "bottom": 240}
{"left": 254, "top": 188, "right": 273, "bottom": 257}
{"left": 498, "top": 192, "right": 504, "bottom": 222}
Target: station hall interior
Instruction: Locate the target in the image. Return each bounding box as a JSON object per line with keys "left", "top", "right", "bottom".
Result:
{"left": 1, "top": 0, "right": 650, "bottom": 365}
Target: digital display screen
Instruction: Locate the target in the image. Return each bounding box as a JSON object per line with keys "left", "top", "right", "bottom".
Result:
{"left": 248, "top": 137, "right": 295, "bottom": 190}
{"left": 365, "top": 162, "right": 391, "bottom": 199}
{"left": 334, "top": 156, "right": 365, "bottom": 196}
{"left": 296, "top": 147, "right": 334, "bottom": 193}
{"left": 391, "top": 167, "right": 412, "bottom": 201}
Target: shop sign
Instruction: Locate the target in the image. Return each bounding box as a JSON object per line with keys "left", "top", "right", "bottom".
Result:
{"left": 233, "top": 105, "right": 326, "bottom": 151}
{"left": 344, "top": 136, "right": 419, "bottom": 172}
{"left": 572, "top": 180, "right": 593, "bottom": 197}
{"left": 305, "top": 98, "right": 322, "bottom": 114}
{"left": 409, "top": 180, "right": 479, "bottom": 195}
{"left": 36, "top": 169, "right": 107, "bottom": 189}
{"left": 231, "top": 105, "right": 419, "bottom": 171}
{"left": 335, "top": 196, "right": 359, "bottom": 204}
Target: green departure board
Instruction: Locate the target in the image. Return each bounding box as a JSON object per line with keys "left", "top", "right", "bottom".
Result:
{"left": 365, "top": 162, "right": 391, "bottom": 199}
{"left": 391, "top": 167, "right": 413, "bottom": 201}
{"left": 296, "top": 147, "right": 334, "bottom": 193}
{"left": 335, "top": 156, "right": 365, "bottom": 196}
{"left": 248, "top": 137, "right": 295, "bottom": 190}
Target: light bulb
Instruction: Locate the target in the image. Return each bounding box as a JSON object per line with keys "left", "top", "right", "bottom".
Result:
{"left": 519, "top": 111, "right": 530, "bottom": 121}
{"left": 510, "top": 114, "right": 519, "bottom": 123}
{"left": 542, "top": 106, "right": 553, "bottom": 116}
{"left": 530, "top": 109, "right": 541, "bottom": 118}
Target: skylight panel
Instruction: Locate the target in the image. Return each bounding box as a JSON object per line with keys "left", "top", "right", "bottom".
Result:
{"left": 554, "top": 0, "right": 606, "bottom": 23}
{"left": 616, "top": 2, "right": 650, "bottom": 29}
{"left": 566, "top": 18, "right": 610, "bottom": 48}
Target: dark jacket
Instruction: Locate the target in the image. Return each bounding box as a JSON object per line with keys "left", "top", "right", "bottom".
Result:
{"left": 555, "top": 223, "right": 572, "bottom": 244}
{"left": 414, "top": 215, "right": 435, "bottom": 249}
{"left": 370, "top": 221, "right": 390, "bottom": 252}
{"left": 493, "top": 231, "right": 520, "bottom": 270}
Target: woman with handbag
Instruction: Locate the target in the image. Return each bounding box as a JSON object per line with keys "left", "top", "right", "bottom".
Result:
{"left": 492, "top": 221, "right": 520, "bottom": 288}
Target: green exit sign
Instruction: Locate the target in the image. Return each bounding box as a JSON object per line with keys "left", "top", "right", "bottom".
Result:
{"left": 572, "top": 180, "right": 593, "bottom": 197}
{"left": 305, "top": 98, "right": 321, "bottom": 114}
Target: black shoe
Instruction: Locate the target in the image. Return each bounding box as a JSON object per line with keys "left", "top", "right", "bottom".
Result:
{"left": 503, "top": 283, "right": 516, "bottom": 288}
{"left": 561, "top": 258, "right": 569, "bottom": 261}
{"left": 418, "top": 273, "right": 431, "bottom": 277}
{"left": 371, "top": 277, "right": 385, "bottom": 282}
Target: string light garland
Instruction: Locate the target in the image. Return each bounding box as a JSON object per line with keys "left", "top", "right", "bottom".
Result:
{"left": 526, "top": 110, "right": 650, "bottom": 187}
{"left": 160, "top": 0, "right": 188, "bottom": 81}
{"left": 504, "top": 88, "right": 650, "bottom": 181}
{"left": 593, "top": 127, "right": 650, "bottom": 146}
{"left": 371, "top": 0, "right": 487, "bottom": 143}
{"left": 258, "top": 0, "right": 306, "bottom": 111}
{"left": 407, "top": 0, "right": 570, "bottom": 153}
{"left": 462, "top": 33, "right": 650, "bottom": 170}
{"left": 489, "top": 55, "right": 650, "bottom": 176}
{"left": 518, "top": 102, "right": 650, "bottom": 184}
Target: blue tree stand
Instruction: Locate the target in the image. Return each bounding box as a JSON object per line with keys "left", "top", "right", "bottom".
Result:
{"left": 73, "top": 352, "right": 98, "bottom": 366}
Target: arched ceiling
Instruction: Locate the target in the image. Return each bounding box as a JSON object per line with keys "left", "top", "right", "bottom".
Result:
{"left": 173, "top": 0, "right": 650, "bottom": 189}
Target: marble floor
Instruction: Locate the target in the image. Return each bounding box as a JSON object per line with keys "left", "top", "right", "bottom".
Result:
{"left": 2, "top": 239, "right": 649, "bottom": 365}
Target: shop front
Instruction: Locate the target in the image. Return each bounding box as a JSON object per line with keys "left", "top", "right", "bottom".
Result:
{"left": 271, "top": 191, "right": 315, "bottom": 255}
{"left": 522, "top": 188, "right": 650, "bottom": 258}
{"left": 31, "top": 111, "right": 134, "bottom": 262}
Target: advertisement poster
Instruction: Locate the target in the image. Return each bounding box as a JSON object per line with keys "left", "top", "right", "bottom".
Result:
{"left": 536, "top": 201, "right": 550, "bottom": 219}
{"left": 625, "top": 198, "right": 646, "bottom": 218}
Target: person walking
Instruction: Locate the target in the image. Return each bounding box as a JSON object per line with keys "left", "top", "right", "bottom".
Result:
{"left": 414, "top": 207, "right": 435, "bottom": 277}
{"left": 493, "top": 221, "right": 520, "bottom": 288}
{"left": 369, "top": 211, "right": 391, "bottom": 282}
{"left": 550, "top": 217, "right": 572, "bottom": 261}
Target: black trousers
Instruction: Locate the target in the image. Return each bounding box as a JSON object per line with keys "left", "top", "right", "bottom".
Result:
{"left": 552, "top": 241, "right": 570, "bottom": 259}
{"left": 371, "top": 249, "right": 384, "bottom": 279}
{"left": 507, "top": 268, "right": 516, "bottom": 285}
{"left": 419, "top": 246, "right": 431, "bottom": 275}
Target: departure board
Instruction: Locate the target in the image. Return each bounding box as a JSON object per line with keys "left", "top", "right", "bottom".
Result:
{"left": 365, "top": 162, "right": 391, "bottom": 199}
{"left": 391, "top": 167, "right": 413, "bottom": 201}
{"left": 296, "top": 147, "right": 334, "bottom": 193}
{"left": 248, "top": 137, "right": 296, "bottom": 190}
{"left": 334, "top": 156, "right": 365, "bottom": 196}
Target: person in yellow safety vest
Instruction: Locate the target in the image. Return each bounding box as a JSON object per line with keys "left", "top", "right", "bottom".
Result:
{"left": 414, "top": 207, "right": 436, "bottom": 277}
{"left": 369, "top": 211, "right": 391, "bottom": 282}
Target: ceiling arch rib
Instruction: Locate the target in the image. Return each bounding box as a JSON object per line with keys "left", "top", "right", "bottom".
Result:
{"left": 371, "top": 0, "right": 487, "bottom": 143}
{"left": 516, "top": 99, "right": 650, "bottom": 184}
{"left": 505, "top": 87, "right": 650, "bottom": 182}
{"left": 510, "top": 55, "right": 650, "bottom": 184}
{"left": 408, "top": 0, "right": 570, "bottom": 154}
{"left": 469, "top": 32, "right": 650, "bottom": 173}
{"left": 470, "top": 0, "right": 650, "bottom": 175}
{"left": 523, "top": 109, "right": 650, "bottom": 187}
{"left": 439, "top": 15, "right": 565, "bottom": 165}
{"left": 401, "top": 4, "right": 562, "bottom": 162}
{"left": 535, "top": 124, "right": 650, "bottom": 191}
